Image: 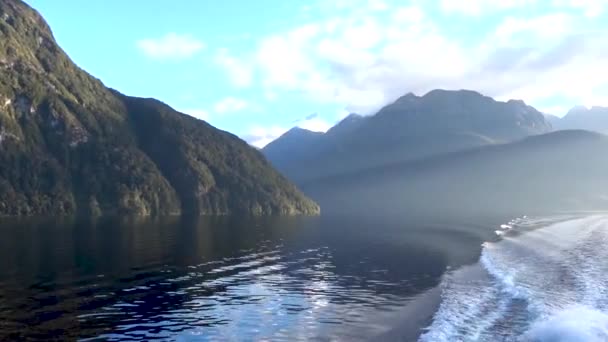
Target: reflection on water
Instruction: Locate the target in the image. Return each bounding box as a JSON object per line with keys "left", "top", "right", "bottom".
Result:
{"left": 0, "top": 215, "right": 496, "bottom": 341}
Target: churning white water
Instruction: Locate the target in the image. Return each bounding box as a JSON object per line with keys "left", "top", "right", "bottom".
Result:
{"left": 420, "top": 215, "right": 608, "bottom": 342}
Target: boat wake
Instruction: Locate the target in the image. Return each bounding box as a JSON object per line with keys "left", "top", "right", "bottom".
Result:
{"left": 420, "top": 215, "right": 608, "bottom": 342}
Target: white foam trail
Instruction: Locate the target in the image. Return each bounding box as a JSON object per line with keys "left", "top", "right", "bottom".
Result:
{"left": 523, "top": 306, "right": 608, "bottom": 342}
{"left": 420, "top": 215, "right": 608, "bottom": 342}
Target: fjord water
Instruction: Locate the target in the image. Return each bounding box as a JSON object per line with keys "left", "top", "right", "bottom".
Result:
{"left": 1, "top": 214, "right": 606, "bottom": 341}
{"left": 0, "top": 215, "right": 496, "bottom": 341}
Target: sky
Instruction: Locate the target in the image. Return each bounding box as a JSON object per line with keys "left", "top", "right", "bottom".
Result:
{"left": 25, "top": 0, "right": 608, "bottom": 147}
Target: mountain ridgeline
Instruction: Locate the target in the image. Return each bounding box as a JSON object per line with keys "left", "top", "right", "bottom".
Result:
{"left": 0, "top": 0, "right": 319, "bottom": 216}
{"left": 305, "top": 130, "right": 608, "bottom": 219}
{"left": 263, "top": 91, "right": 608, "bottom": 218}
{"left": 263, "top": 90, "right": 551, "bottom": 183}
{"left": 551, "top": 106, "right": 608, "bottom": 133}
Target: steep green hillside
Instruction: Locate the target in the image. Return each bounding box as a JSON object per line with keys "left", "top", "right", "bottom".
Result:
{"left": 0, "top": 0, "right": 319, "bottom": 216}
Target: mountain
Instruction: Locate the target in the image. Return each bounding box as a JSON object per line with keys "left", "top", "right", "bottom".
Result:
{"left": 552, "top": 106, "right": 608, "bottom": 133}
{"left": 325, "top": 113, "right": 367, "bottom": 137}
{"left": 0, "top": 0, "right": 319, "bottom": 216}
{"left": 262, "top": 127, "right": 324, "bottom": 170}
{"left": 543, "top": 113, "right": 561, "bottom": 127}
{"left": 263, "top": 89, "right": 551, "bottom": 183}
{"left": 304, "top": 130, "right": 608, "bottom": 219}
{"left": 262, "top": 114, "right": 369, "bottom": 177}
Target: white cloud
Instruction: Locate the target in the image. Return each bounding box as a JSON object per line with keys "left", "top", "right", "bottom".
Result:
{"left": 252, "top": 4, "right": 474, "bottom": 114}
{"left": 298, "top": 117, "right": 332, "bottom": 132}
{"left": 202, "top": 0, "right": 607, "bottom": 125}
{"left": 243, "top": 125, "right": 289, "bottom": 148}
{"left": 553, "top": 0, "right": 605, "bottom": 17}
{"left": 483, "top": 26, "right": 608, "bottom": 106}
{"left": 214, "top": 49, "right": 254, "bottom": 87}
{"left": 336, "top": 109, "right": 351, "bottom": 120}
{"left": 238, "top": 0, "right": 608, "bottom": 115}
{"left": 439, "top": 0, "right": 605, "bottom": 17}
{"left": 368, "top": 0, "right": 390, "bottom": 11}
{"left": 440, "top": 0, "right": 537, "bottom": 16}
{"left": 213, "top": 97, "right": 250, "bottom": 114}
{"left": 539, "top": 105, "right": 570, "bottom": 116}
{"left": 492, "top": 13, "right": 574, "bottom": 46}
{"left": 137, "top": 33, "right": 205, "bottom": 60}
{"left": 256, "top": 23, "right": 322, "bottom": 89}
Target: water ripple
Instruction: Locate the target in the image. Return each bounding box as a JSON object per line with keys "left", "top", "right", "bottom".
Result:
{"left": 69, "top": 243, "right": 410, "bottom": 341}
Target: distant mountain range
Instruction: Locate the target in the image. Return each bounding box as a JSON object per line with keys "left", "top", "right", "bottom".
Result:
{"left": 550, "top": 106, "right": 608, "bottom": 133}
{"left": 0, "top": 0, "right": 319, "bottom": 216}
{"left": 304, "top": 129, "right": 608, "bottom": 218}
{"left": 263, "top": 90, "right": 608, "bottom": 217}
{"left": 263, "top": 89, "right": 551, "bottom": 183}
{"left": 4, "top": 0, "right": 607, "bottom": 218}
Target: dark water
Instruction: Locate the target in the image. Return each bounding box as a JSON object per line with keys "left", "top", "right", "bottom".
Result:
{"left": 0, "top": 215, "right": 500, "bottom": 341}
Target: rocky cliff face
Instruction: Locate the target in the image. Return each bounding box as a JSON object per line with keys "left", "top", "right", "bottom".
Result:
{"left": 0, "top": 0, "right": 319, "bottom": 216}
